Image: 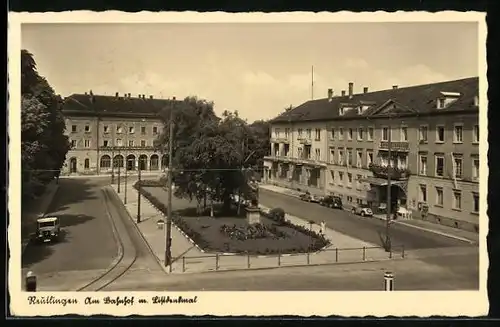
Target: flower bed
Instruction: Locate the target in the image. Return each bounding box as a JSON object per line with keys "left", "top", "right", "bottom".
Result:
{"left": 135, "top": 179, "right": 165, "bottom": 187}
{"left": 135, "top": 183, "right": 330, "bottom": 255}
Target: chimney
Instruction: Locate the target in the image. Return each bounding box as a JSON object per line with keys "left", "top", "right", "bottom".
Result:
{"left": 392, "top": 85, "right": 398, "bottom": 90}
{"left": 172, "top": 96, "right": 176, "bottom": 101}
{"left": 327, "top": 88, "right": 333, "bottom": 101}
{"left": 84, "top": 92, "right": 88, "bottom": 95}
{"left": 149, "top": 95, "right": 153, "bottom": 99}
{"left": 348, "top": 82, "right": 354, "bottom": 98}
{"left": 115, "top": 92, "right": 119, "bottom": 98}
{"left": 341, "top": 90, "right": 346, "bottom": 97}
{"left": 142, "top": 94, "right": 146, "bottom": 99}
{"left": 363, "top": 87, "right": 369, "bottom": 94}
{"left": 128, "top": 93, "right": 131, "bottom": 98}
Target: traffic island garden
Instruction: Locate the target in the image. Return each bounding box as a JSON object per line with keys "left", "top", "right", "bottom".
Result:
{"left": 134, "top": 181, "right": 330, "bottom": 255}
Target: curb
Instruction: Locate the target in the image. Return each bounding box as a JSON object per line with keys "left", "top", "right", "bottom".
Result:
{"left": 259, "top": 184, "right": 477, "bottom": 245}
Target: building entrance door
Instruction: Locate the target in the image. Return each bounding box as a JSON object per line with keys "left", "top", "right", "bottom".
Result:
{"left": 70, "top": 158, "right": 77, "bottom": 173}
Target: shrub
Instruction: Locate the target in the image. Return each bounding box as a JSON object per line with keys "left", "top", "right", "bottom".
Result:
{"left": 269, "top": 208, "right": 286, "bottom": 224}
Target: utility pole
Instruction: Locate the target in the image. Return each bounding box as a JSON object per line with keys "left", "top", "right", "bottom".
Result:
{"left": 385, "top": 115, "right": 392, "bottom": 252}
{"left": 117, "top": 147, "right": 121, "bottom": 193}
{"left": 165, "top": 97, "right": 175, "bottom": 270}
{"left": 111, "top": 128, "right": 115, "bottom": 184}
{"left": 124, "top": 157, "right": 128, "bottom": 204}
{"left": 311, "top": 65, "right": 314, "bottom": 100}
{"left": 137, "top": 159, "right": 141, "bottom": 223}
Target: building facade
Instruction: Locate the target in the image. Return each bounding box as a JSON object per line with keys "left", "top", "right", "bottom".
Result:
{"left": 61, "top": 92, "right": 174, "bottom": 176}
{"left": 264, "top": 78, "right": 480, "bottom": 231}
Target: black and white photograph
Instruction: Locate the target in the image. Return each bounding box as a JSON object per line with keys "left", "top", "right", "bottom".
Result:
{"left": 8, "top": 11, "right": 488, "bottom": 316}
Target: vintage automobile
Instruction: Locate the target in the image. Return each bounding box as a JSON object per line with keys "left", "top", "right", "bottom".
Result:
{"left": 351, "top": 204, "right": 374, "bottom": 217}
{"left": 319, "top": 195, "right": 343, "bottom": 209}
{"left": 299, "top": 191, "right": 322, "bottom": 203}
{"left": 35, "top": 217, "right": 61, "bottom": 243}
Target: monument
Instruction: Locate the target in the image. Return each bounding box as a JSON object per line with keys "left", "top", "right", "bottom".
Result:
{"left": 245, "top": 180, "right": 260, "bottom": 225}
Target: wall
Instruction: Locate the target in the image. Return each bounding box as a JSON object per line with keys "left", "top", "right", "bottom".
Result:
{"left": 63, "top": 115, "right": 163, "bottom": 175}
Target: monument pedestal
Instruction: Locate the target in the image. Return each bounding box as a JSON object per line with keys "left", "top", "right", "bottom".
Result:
{"left": 246, "top": 206, "right": 261, "bottom": 225}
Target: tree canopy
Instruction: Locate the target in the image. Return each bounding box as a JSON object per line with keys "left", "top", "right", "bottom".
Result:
{"left": 155, "top": 96, "right": 270, "bottom": 212}
{"left": 21, "top": 49, "right": 70, "bottom": 200}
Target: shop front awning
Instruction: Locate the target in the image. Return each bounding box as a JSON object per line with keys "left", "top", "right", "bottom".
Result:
{"left": 359, "top": 177, "right": 408, "bottom": 195}
{"left": 359, "top": 176, "right": 388, "bottom": 186}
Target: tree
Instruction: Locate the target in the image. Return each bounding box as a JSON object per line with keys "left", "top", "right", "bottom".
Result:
{"left": 21, "top": 49, "right": 70, "bottom": 200}
{"left": 155, "top": 97, "right": 271, "bottom": 215}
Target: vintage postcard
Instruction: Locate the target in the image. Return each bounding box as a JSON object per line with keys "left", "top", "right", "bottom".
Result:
{"left": 8, "top": 11, "right": 488, "bottom": 317}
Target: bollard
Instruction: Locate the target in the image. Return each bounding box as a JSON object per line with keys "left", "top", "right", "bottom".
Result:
{"left": 182, "top": 256, "right": 186, "bottom": 273}
{"left": 307, "top": 252, "right": 310, "bottom": 265}
{"left": 215, "top": 254, "right": 219, "bottom": 271}
{"left": 363, "top": 247, "right": 366, "bottom": 261}
{"left": 247, "top": 254, "right": 251, "bottom": 269}
{"left": 389, "top": 247, "right": 393, "bottom": 259}
{"left": 402, "top": 245, "right": 405, "bottom": 258}
{"left": 384, "top": 271, "right": 394, "bottom": 291}
{"left": 278, "top": 252, "right": 281, "bottom": 266}
{"left": 335, "top": 248, "right": 338, "bottom": 262}
{"left": 25, "top": 271, "right": 37, "bottom": 292}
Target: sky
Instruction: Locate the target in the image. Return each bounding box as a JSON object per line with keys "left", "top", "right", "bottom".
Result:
{"left": 21, "top": 22, "right": 479, "bottom": 123}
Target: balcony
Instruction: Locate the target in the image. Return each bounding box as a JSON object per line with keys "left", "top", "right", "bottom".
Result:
{"left": 298, "top": 138, "right": 312, "bottom": 145}
{"left": 264, "top": 155, "right": 326, "bottom": 167}
{"left": 271, "top": 137, "right": 290, "bottom": 143}
{"left": 379, "top": 141, "right": 409, "bottom": 152}
{"left": 368, "top": 163, "right": 411, "bottom": 181}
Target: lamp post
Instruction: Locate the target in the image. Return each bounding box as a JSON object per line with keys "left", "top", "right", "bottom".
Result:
{"left": 124, "top": 157, "right": 128, "bottom": 204}
{"left": 137, "top": 158, "right": 142, "bottom": 224}
{"left": 117, "top": 147, "right": 121, "bottom": 193}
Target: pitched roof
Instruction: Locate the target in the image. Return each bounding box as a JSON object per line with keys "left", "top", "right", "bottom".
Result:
{"left": 62, "top": 93, "right": 177, "bottom": 117}
{"left": 271, "top": 77, "right": 479, "bottom": 123}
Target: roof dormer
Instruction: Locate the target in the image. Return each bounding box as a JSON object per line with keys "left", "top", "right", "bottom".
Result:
{"left": 437, "top": 91, "right": 461, "bottom": 109}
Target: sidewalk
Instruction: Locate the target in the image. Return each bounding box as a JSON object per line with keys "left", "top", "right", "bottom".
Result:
{"left": 21, "top": 179, "right": 60, "bottom": 254}
{"left": 110, "top": 184, "right": 398, "bottom": 274}
{"left": 259, "top": 183, "right": 479, "bottom": 244}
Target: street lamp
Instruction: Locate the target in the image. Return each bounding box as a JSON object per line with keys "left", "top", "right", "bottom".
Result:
{"left": 124, "top": 157, "right": 129, "bottom": 204}
{"left": 117, "top": 147, "right": 121, "bottom": 193}
{"left": 308, "top": 220, "right": 314, "bottom": 251}
{"left": 137, "top": 158, "right": 142, "bottom": 224}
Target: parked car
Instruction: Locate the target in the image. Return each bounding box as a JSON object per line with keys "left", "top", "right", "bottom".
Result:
{"left": 351, "top": 204, "right": 373, "bottom": 217}
{"left": 320, "top": 195, "right": 343, "bottom": 209}
{"left": 35, "top": 217, "right": 61, "bottom": 243}
{"left": 299, "top": 191, "right": 312, "bottom": 202}
{"left": 299, "top": 191, "right": 321, "bottom": 203}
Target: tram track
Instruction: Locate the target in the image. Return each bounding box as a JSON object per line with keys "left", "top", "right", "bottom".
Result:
{"left": 76, "top": 187, "right": 138, "bottom": 291}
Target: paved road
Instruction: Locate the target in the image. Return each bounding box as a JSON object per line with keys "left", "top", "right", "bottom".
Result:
{"left": 22, "top": 178, "right": 118, "bottom": 275}
{"left": 259, "top": 189, "right": 474, "bottom": 250}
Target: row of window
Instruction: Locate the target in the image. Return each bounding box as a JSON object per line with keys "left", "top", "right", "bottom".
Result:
{"left": 328, "top": 170, "right": 366, "bottom": 190}
{"left": 273, "top": 124, "right": 480, "bottom": 144}
{"left": 419, "top": 185, "right": 479, "bottom": 213}
{"left": 71, "top": 124, "right": 160, "bottom": 135}
{"left": 418, "top": 154, "right": 479, "bottom": 180}
{"left": 70, "top": 139, "right": 152, "bottom": 148}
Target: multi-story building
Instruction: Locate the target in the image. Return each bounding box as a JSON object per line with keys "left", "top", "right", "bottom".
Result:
{"left": 61, "top": 91, "right": 175, "bottom": 175}
{"left": 264, "top": 77, "right": 480, "bottom": 232}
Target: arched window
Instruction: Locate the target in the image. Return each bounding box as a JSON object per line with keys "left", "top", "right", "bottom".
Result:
{"left": 100, "top": 155, "right": 111, "bottom": 169}
{"left": 150, "top": 154, "right": 159, "bottom": 170}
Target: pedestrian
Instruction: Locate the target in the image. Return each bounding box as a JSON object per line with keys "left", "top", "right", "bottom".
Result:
{"left": 320, "top": 221, "right": 326, "bottom": 235}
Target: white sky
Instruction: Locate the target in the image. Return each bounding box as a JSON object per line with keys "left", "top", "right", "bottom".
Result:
{"left": 21, "top": 22, "right": 478, "bottom": 122}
